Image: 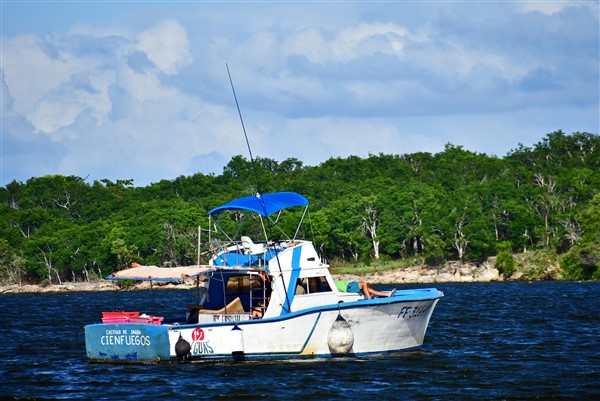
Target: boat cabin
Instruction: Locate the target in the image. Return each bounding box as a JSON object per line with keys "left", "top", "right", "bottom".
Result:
{"left": 181, "top": 236, "right": 361, "bottom": 324}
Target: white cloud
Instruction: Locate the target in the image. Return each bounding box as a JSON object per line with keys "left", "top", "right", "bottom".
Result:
{"left": 283, "top": 29, "right": 330, "bottom": 64}
{"left": 29, "top": 99, "right": 82, "bottom": 137}
{"left": 1, "top": 2, "right": 597, "bottom": 187}
{"left": 29, "top": 69, "right": 115, "bottom": 137}
{"left": 3, "top": 35, "right": 92, "bottom": 125}
{"left": 2, "top": 32, "right": 122, "bottom": 137}
{"left": 282, "top": 22, "right": 411, "bottom": 65}
{"left": 332, "top": 22, "right": 409, "bottom": 62}
{"left": 134, "top": 19, "right": 192, "bottom": 75}
{"left": 515, "top": 1, "right": 596, "bottom": 16}
{"left": 2, "top": 19, "right": 193, "bottom": 139}
{"left": 119, "top": 64, "right": 165, "bottom": 103}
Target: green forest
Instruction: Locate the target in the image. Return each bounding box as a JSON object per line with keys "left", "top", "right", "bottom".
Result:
{"left": 1, "top": 130, "right": 599, "bottom": 285}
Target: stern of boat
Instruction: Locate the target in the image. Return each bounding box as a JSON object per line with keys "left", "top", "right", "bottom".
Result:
{"left": 85, "top": 323, "right": 171, "bottom": 363}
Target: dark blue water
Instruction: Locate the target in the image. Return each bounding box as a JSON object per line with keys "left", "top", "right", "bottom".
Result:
{"left": 1, "top": 282, "right": 598, "bottom": 400}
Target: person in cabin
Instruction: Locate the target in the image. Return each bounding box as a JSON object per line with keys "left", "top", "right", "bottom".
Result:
{"left": 335, "top": 280, "right": 396, "bottom": 300}
{"left": 251, "top": 302, "right": 265, "bottom": 319}
{"left": 251, "top": 270, "right": 272, "bottom": 319}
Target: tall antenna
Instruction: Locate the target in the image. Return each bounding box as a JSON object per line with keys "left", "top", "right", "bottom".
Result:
{"left": 226, "top": 63, "right": 262, "bottom": 194}
{"left": 225, "top": 64, "right": 292, "bottom": 312}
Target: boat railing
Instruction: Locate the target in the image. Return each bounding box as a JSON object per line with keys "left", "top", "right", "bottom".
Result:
{"left": 210, "top": 237, "right": 298, "bottom": 268}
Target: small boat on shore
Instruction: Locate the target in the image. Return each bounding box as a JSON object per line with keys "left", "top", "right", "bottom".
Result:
{"left": 85, "top": 191, "right": 443, "bottom": 364}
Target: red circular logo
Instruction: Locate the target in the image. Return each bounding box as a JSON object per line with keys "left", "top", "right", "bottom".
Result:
{"left": 191, "top": 328, "right": 205, "bottom": 342}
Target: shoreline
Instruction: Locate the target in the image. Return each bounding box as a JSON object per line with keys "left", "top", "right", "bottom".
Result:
{"left": 0, "top": 262, "right": 504, "bottom": 294}
{"left": 4, "top": 251, "right": 572, "bottom": 294}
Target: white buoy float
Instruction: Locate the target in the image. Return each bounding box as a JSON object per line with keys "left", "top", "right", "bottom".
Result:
{"left": 230, "top": 324, "right": 245, "bottom": 361}
{"left": 327, "top": 313, "right": 354, "bottom": 355}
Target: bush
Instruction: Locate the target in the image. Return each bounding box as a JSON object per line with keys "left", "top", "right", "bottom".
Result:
{"left": 116, "top": 280, "right": 137, "bottom": 290}
{"left": 559, "top": 244, "right": 600, "bottom": 280}
{"left": 496, "top": 241, "right": 513, "bottom": 253}
{"left": 495, "top": 250, "right": 515, "bottom": 277}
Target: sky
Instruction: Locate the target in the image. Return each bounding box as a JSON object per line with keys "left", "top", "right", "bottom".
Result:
{"left": 1, "top": 1, "right": 599, "bottom": 187}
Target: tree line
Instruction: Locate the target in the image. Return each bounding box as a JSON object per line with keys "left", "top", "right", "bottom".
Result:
{"left": 1, "top": 130, "right": 599, "bottom": 285}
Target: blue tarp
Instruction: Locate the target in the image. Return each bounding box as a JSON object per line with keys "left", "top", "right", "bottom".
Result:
{"left": 208, "top": 192, "right": 309, "bottom": 217}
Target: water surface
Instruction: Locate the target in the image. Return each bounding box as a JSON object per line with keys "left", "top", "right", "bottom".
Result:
{"left": 1, "top": 281, "right": 598, "bottom": 400}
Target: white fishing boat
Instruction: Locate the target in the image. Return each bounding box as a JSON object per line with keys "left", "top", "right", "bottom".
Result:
{"left": 85, "top": 191, "right": 443, "bottom": 363}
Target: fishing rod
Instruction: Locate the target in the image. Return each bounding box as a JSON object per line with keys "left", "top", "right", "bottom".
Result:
{"left": 225, "top": 64, "right": 293, "bottom": 313}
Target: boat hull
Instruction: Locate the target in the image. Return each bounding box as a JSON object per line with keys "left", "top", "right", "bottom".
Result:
{"left": 85, "top": 293, "right": 441, "bottom": 363}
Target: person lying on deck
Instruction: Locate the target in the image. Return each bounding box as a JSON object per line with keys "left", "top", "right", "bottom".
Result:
{"left": 335, "top": 280, "right": 396, "bottom": 300}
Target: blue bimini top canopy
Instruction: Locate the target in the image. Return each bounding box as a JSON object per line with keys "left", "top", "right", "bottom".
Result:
{"left": 208, "top": 192, "right": 309, "bottom": 217}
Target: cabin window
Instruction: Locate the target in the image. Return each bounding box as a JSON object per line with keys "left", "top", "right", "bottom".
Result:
{"left": 225, "top": 275, "right": 263, "bottom": 295}
{"left": 302, "top": 276, "right": 332, "bottom": 294}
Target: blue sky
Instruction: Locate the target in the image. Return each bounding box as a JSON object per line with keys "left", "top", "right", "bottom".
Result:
{"left": 2, "top": 1, "right": 598, "bottom": 187}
